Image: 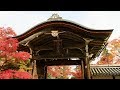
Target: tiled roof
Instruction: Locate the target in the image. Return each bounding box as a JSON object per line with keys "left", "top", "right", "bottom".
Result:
{"left": 90, "top": 66, "right": 120, "bottom": 76}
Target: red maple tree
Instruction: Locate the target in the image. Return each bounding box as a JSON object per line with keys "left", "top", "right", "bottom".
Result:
{"left": 0, "top": 27, "right": 32, "bottom": 79}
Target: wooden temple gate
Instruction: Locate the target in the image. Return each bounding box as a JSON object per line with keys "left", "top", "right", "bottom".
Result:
{"left": 15, "top": 14, "right": 113, "bottom": 79}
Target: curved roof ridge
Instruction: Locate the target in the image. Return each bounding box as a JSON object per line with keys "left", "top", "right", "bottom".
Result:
{"left": 62, "top": 19, "right": 113, "bottom": 31}
{"left": 15, "top": 19, "right": 113, "bottom": 38}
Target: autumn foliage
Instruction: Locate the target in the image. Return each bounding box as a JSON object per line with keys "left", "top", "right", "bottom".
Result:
{"left": 0, "top": 27, "right": 32, "bottom": 79}
{"left": 70, "top": 66, "right": 82, "bottom": 79}
{"left": 47, "top": 65, "right": 82, "bottom": 79}
{"left": 0, "top": 69, "right": 32, "bottom": 79}
{"left": 96, "top": 37, "right": 120, "bottom": 65}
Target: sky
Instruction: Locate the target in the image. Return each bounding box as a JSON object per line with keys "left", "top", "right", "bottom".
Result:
{"left": 0, "top": 11, "right": 120, "bottom": 41}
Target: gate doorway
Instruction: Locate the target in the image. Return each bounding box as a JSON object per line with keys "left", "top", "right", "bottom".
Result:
{"left": 36, "top": 58, "right": 84, "bottom": 79}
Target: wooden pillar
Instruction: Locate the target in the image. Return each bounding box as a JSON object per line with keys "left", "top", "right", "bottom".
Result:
{"left": 36, "top": 60, "right": 46, "bottom": 79}
{"left": 32, "top": 60, "right": 37, "bottom": 79}
{"left": 28, "top": 47, "right": 33, "bottom": 74}
{"left": 81, "top": 60, "right": 84, "bottom": 79}
{"left": 30, "top": 50, "right": 39, "bottom": 79}
{"left": 26, "top": 45, "right": 36, "bottom": 79}
{"left": 84, "top": 38, "right": 93, "bottom": 79}
{"left": 44, "top": 65, "right": 47, "bottom": 79}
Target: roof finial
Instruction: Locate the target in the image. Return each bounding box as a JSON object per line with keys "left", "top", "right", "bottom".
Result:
{"left": 47, "top": 13, "right": 62, "bottom": 21}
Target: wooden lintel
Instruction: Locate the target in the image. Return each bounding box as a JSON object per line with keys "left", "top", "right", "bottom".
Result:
{"left": 43, "top": 60, "right": 82, "bottom": 66}
{"left": 33, "top": 44, "right": 85, "bottom": 51}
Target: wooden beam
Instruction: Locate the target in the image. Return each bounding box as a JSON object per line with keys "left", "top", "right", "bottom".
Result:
{"left": 45, "top": 59, "right": 82, "bottom": 66}
{"left": 33, "top": 43, "right": 85, "bottom": 51}
{"left": 32, "top": 55, "right": 85, "bottom": 60}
